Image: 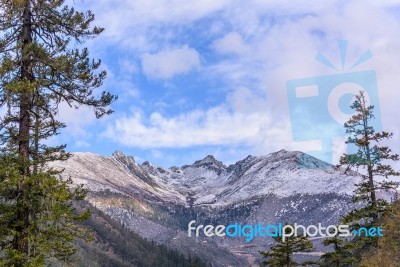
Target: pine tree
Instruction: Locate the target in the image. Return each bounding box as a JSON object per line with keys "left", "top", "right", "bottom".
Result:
{"left": 259, "top": 225, "right": 314, "bottom": 266}
{"left": 0, "top": 0, "right": 116, "bottom": 265}
{"left": 0, "top": 156, "right": 92, "bottom": 266}
{"left": 337, "top": 91, "right": 399, "bottom": 251}
{"left": 320, "top": 233, "right": 357, "bottom": 267}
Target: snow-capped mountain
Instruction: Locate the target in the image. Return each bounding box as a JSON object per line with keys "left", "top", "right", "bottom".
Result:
{"left": 51, "top": 149, "right": 358, "bottom": 206}
{"left": 49, "top": 150, "right": 361, "bottom": 266}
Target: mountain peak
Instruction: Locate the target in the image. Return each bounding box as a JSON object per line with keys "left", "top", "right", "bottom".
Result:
{"left": 112, "top": 150, "right": 134, "bottom": 161}
{"left": 112, "top": 150, "right": 137, "bottom": 167}
{"left": 181, "top": 155, "right": 226, "bottom": 171}
{"left": 268, "top": 149, "right": 289, "bottom": 157}
{"left": 264, "top": 149, "right": 332, "bottom": 170}
{"left": 50, "top": 150, "right": 359, "bottom": 208}
{"left": 193, "top": 155, "right": 225, "bottom": 167}
{"left": 196, "top": 155, "right": 218, "bottom": 164}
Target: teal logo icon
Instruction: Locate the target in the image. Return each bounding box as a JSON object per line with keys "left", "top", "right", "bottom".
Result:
{"left": 287, "top": 40, "right": 382, "bottom": 165}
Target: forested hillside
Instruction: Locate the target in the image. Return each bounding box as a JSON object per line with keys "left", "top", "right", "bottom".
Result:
{"left": 49, "top": 202, "right": 207, "bottom": 267}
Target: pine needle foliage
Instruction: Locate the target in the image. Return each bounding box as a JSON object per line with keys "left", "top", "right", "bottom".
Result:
{"left": 0, "top": 0, "right": 116, "bottom": 266}
{"left": 259, "top": 225, "right": 314, "bottom": 266}
{"left": 334, "top": 91, "right": 399, "bottom": 261}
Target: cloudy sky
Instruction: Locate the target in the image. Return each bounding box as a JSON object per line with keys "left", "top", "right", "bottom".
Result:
{"left": 58, "top": 0, "right": 400, "bottom": 168}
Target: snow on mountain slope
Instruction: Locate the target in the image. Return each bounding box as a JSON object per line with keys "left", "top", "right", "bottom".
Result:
{"left": 49, "top": 150, "right": 363, "bottom": 266}
{"left": 140, "top": 149, "right": 360, "bottom": 205}
{"left": 204, "top": 150, "right": 359, "bottom": 205}
{"left": 49, "top": 151, "right": 186, "bottom": 203}
{"left": 50, "top": 149, "right": 360, "bottom": 207}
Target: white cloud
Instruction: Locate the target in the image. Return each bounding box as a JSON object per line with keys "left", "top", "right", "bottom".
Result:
{"left": 141, "top": 46, "right": 200, "bottom": 79}
{"left": 57, "top": 102, "right": 97, "bottom": 136}
{"left": 213, "top": 32, "right": 249, "bottom": 55}
{"left": 101, "top": 0, "right": 231, "bottom": 26}
{"left": 103, "top": 107, "right": 266, "bottom": 148}
{"left": 83, "top": 0, "right": 231, "bottom": 53}
{"left": 227, "top": 87, "right": 267, "bottom": 113}
{"left": 78, "top": 0, "right": 400, "bottom": 166}
{"left": 45, "top": 102, "right": 100, "bottom": 149}
{"left": 103, "top": 88, "right": 271, "bottom": 148}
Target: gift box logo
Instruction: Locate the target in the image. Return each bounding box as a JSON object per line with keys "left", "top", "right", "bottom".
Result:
{"left": 286, "top": 40, "right": 382, "bottom": 166}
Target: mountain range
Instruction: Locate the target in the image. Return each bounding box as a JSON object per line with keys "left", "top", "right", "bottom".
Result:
{"left": 49, "top": 150, "right": 362, "bottom": 266}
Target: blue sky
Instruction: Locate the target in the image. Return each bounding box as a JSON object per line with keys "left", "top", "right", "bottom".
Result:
{"left": 56, "top": 0, "right": 400, "bottom": 168}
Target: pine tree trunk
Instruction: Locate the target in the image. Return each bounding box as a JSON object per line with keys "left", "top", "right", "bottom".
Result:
{"left": 286, "top": 242, "right": 290, "bottom": 267}
{"left": 19, "top": 0, "right": 33, "bottom": 174}
{"left": 33, "top": 105, "right": 39, "bottom": 175}
{"left": 363, "top": 116, "right": 377, "bottom": 223}
{"left": 14, "top": 1, "right": 34, "bottom": 264}
{"left": 367, "top": 163, "right": 378, "bottom": 222}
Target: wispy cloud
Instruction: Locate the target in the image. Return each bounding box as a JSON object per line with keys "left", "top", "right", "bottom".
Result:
{"left": 65, "top": 0, "right": 400, "bottom": 166}
{"left": 142, "top": 46, "right": 200, "bottom": 79}
{"left": 103, "top": 105, "right": 266, "bottom": 149}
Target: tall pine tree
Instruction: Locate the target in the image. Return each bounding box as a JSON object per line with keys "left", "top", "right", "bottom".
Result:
{"left": 0, "top": 0, "right": 116, "bottom": 265}
{"left": 337, "top": 91, "right": 399, "bottom": 252}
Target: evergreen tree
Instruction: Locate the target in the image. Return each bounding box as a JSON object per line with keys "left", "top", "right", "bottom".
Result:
{"left": 337, "top": 91, "right": 399, "bottom": 252}
{"left": 319, "top": 233, "right": 357, "bottom": 267}
{"left": 0, "top": 0, "right": 116, "bottom": 265}
{"left": 259, "top": 225, "right": 314, "bottom": 266}
{"left": 0, "top": 156, "right": 92, "bottom": 266}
